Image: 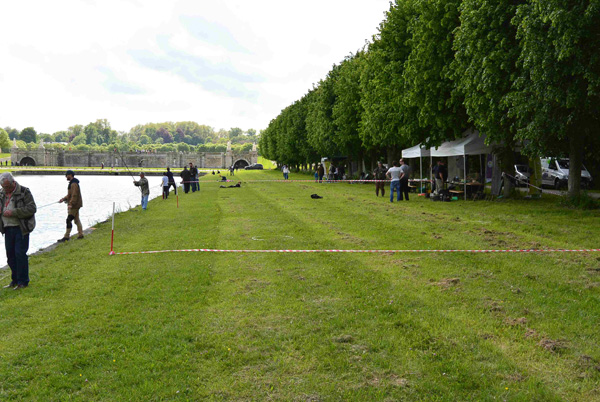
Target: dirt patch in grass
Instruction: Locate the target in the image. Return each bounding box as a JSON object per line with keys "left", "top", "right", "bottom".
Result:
{"left": 539, "top": 338, "right": 568, "bottom": 353}
{"left": 524, "top": 329, "right": 539, "bottom": 339}
{"left": 504, "top": 317, "right": 528, "bottom": 327}
{"left": 389, "top": 374, "right": 409, "bottom": 388}
{"left": 434, "top": 278, "right": 460, "bottom": 290}
{"left": 333, "top": 334, "right": 354, "bottom": 343}
{"left": 483, "top": 299, "right": 504, "bottom": 313}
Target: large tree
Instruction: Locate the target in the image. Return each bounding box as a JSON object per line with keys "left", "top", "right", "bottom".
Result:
{"left": 0, "top": 128, "right": 10, "bottom": 149}
{"left": 452, "top": 0, "right": 525, "bottom": 195}
{"left": 306, "top": 68, "right": 341, "bottom": 158}
{"left": 20, "top": 127, "right": 37, "bottom": 143}
{"left": 402, "top": 0, "right": 467, "bottom": 146}
{"left": 332, "top": 52, "right": 366, "bottom": 164}
{"left": 359, "top": 0, "right": 414, "bottom": 159}
{"left": 511, "top": 0, "right": 600, "bottom": 196}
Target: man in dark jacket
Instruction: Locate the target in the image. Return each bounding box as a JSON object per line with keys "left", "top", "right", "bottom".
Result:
{"left": 0, "top": 173, "right": 36, "bottom": 289}
{"left": 166, "top": 167, "right": 177, "bottom": 195}
{"left": 317, "top": 164, "right": 325, "bottom": 182}
{"left": 180, "top": 166, "right": 192, "bottom": 193}
{"left": 373, "top": 162, "right": 388, "bottom": 197}
{"left": 189, "top": 163, "right": 199, "bottom": 192}
{"left": 58, "top": 170, "right": 83, "bottom": 242}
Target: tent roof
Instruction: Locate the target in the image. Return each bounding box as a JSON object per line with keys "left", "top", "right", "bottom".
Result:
{"left": 429, "top": 129, "right": 493, "bottom": 157}
{"left": 401, "top": 144, "right": 430, "bottom": 158}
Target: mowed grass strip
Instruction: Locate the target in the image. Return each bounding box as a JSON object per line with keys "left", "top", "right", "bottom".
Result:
{"left": 0, "top": 169, "right": 599, "bottom": 400}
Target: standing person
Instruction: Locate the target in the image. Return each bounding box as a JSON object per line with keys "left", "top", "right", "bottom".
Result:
{"left": 180, "top": 166, "right": 191, "bottom": 193}
{"left": 282, "top": 165, "right": 290, "bottom": 180}
{"left": 0, "top": 173, "right": 36, "bottom": 290}
{"left": 434, "top": 160, "right": 447, "bottom": 196}
{"left": 133, "top": 172, "right": 149, "bottom": 210}
{"left": 317, "top": 163, "right": 325, "bottom": 182}
{"left": 58, "top": 170, "right": 83, "bottom": 242}
{"left": 230, "top": 166, "right": 235, "bottom": 176}
{"left": 189, "top": 163, "right": 198, "bottom": 192}
{"left": 399, "top": 159, "right": 411, "bottom": 201}
{"left": 386, "top": 161, "right": 402, "bottom": 202}
{"left": 161, "top": 173, "right": 169, "bottom": 199}
{"left": 166, "top": 167, "right": 177, "bottom": 195}
{"left": 373, "top": 161, "right": 388, "bottom": 197}
{"left": 329, "top": 164, "right": 336, "bottom": 181}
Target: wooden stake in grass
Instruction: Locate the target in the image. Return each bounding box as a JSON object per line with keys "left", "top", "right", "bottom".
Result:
{"left": 109, "top": 202, "right": 115, "bottom": 255}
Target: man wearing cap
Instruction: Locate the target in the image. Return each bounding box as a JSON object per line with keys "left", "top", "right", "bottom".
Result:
{"left": 0, "top": 172, "right": 36, "bottom": 290}
{"left": 58, "top": 170, "right": 83, "bottom": 242}
{"left": 133, "top": 172, "right": 149, "bottom": 210}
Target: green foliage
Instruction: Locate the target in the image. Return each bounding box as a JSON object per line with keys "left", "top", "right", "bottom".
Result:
{"left": 453, "top": 0, "right": 523, "bottom": 144}
{"left": 20, "top": 127, "right": 37, "bottom": 143}
{"left": 359, "top": 1, "right": 414, "bottom": 151}
{"left": 0, "top": 128, "right": 10, "bottom": 149}
{"left": 71, "top": 133, "right": 87, "bottom": 146}
{"left": 332, "top": 52, "right": 365, "bottom": 159}
{"left": 176, "top": 142, "right": 190, "bottom": 152}
{"left": 4, "top": 127, "right": 19, "bottom": 140}
{"left": 402, "top": 0, "right": 467, "bottom": 146}
{"left": 139, "top": 135, "right": 151, "bottom": 145}
{"left": 306, "top": 67, "right": 341, "bottom": 157}
{"left": 228, "top": 127, "right": 243, "bottom": 139}
{"left": 559, "top": 192, "right": 600, "bottom": 210}
{"left": 510, "top": 1, "right": 600, "bottom": 196}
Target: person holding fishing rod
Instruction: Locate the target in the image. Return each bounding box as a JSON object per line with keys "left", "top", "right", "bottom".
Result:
{"left": 57, "top": 170, "right": 84, "bottom": 242}
{"left": 133, "top": 172, "right": 149, "bottom": 210}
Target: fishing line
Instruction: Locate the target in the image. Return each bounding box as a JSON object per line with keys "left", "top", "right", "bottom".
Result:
{"left": 114, "top": 147, "right": 143, "bottom": 194}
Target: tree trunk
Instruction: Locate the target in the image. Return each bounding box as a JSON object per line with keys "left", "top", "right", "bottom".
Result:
{"left": 568, "top": 133, "right": 583, "bottom": 197}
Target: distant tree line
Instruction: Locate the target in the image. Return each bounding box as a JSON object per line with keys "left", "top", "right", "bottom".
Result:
{"left": 2, "top": 120, "right": 258, "bottom": 155}
{"left": 259, "top": 0, "right": 600, "bottom": 196}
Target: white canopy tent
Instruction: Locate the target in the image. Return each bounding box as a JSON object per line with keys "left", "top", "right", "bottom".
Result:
{"left": 430, "top": 129, "right": 492, "bottom": 200}
{"left": 402, "top": 129, "right": 493, "bottom": 199}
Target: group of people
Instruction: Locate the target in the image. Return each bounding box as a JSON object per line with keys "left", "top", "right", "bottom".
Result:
{"left": 377, "top": 159, "right": 412, "bottom": 202}
{"left": 179, "top": 163, "right": 200, "bottom": 194}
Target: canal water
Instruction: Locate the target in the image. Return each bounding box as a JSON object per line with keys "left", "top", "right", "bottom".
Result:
{"left": 1, "top": 175, "right": 167, "bottom": 266}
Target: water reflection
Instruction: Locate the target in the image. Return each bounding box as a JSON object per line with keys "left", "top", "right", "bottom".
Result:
{"left": 1, "top": 175, "right": 167, "bottom": 265}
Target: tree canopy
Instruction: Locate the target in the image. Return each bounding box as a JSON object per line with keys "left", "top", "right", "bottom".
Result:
{"left": 261, "top": 0, "right": 600, "bottom": 195}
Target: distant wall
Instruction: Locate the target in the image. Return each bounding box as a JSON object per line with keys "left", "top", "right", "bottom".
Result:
{"left": 11, "top": 149, "right": 258, "bottom": 168}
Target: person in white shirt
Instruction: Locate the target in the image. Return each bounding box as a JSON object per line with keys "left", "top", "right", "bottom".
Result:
{"left": 282, "top": 165, "right": 290, "bottom": 180}
{"left": 161, "top": 173, "right": 169, "bottom": 199}
{"left": 386, "top": 161, "right": 402, "bottom": 202}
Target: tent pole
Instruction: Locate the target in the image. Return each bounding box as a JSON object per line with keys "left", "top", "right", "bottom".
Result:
{"left": 420, "top": 156, "right": 423, "bottom": 192}
{"left": 430, "top": 154, "right": 433, "bottom": 193}
{"left": 464, "top": 153, "right": 467, "bottom": 201}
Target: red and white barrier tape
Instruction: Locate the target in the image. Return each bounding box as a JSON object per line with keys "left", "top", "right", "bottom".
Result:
{"left": 111, "top": 248, "right": 600, "bottom": 255}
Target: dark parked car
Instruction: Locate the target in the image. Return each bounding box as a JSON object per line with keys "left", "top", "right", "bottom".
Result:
{"left": 244, "top": 163, "right": 263, "bottom": 170}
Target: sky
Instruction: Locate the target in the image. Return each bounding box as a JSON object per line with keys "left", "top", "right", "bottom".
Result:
{"left": 0, "top": 0, "right": 391, "bottom": 135}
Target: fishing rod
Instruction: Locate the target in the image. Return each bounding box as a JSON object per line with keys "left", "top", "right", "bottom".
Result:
{"left": 37, "top": 201, "right": 61, "bottom": 209}
{"left": 114, "top": 147, "right": 143, "bottom": 194}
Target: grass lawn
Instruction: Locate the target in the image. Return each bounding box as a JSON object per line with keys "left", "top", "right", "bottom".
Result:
{"left": 1, "top": 169, "right": 599, "bottom": 400}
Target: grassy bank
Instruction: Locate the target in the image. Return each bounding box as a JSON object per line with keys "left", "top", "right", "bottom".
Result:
{"left": 1, "top": 170, "right": 599, "bottom": 400}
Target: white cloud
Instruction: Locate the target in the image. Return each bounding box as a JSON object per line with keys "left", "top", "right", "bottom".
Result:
{"left": 0, "top": 0, "right": 390, "bottom": 134}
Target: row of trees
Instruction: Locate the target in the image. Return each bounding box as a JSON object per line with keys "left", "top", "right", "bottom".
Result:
{"left": 2, "top": 120, "right": 258, "bottom": 153}
{"left": 259, "top": 0, "right": 600, "bottom": 196}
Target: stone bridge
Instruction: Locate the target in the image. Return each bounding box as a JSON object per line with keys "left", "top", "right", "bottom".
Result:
{"left": 11, "top": 142, "right": 258, "bottom": 169}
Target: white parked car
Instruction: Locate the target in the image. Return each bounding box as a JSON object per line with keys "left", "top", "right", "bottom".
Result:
{"left": 540, "top": 158, "right": 593, "bottom": 189}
